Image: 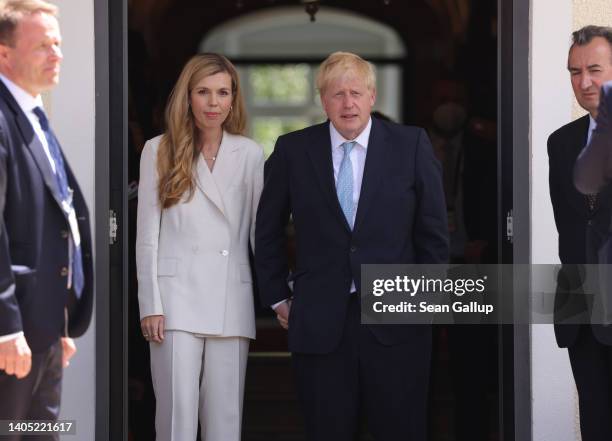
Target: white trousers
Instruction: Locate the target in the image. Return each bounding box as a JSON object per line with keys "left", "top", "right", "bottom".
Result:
{"left": 149, "top": 331, "right": 250, "bottom": 441}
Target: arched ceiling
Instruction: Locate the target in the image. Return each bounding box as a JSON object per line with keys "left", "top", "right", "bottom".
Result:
{"left": 128, "top": 0, "right": 487, "bottom": 134}
{"left": 129, "top": 0, "right": 452, "bottom": 82}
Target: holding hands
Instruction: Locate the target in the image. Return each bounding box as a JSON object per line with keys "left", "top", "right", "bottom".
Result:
{"left": 274, "top": 299, "right": 292, "bottom": 330}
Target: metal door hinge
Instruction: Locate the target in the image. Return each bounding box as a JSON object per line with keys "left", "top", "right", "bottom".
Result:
{"left": 506, "top": 210, "right": 513, "bottom": 243}
{"left": 109, "top": 209, "right": 118, "bottom": 245}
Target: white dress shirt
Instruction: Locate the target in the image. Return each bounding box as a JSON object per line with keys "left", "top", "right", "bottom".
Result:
{"left": 272, "top": 118, "right": 372, "bottom": 309}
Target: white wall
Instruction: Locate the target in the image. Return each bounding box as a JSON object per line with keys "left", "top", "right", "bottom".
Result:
{"left": 48, "top": 1, "right": 96, "bottom": 439}
{"left": 531, "top": 1, "right": 580, "bottom": 440}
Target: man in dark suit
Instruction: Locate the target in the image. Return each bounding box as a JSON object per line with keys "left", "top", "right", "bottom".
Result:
{"left": 255, "top": 52, "right": 448, "bottom": 441}
{"left": 548, "top": 25, "right": 612, "bottom": 441}
{"left": 0, "top": 0, "right": 93, "bottom": 432}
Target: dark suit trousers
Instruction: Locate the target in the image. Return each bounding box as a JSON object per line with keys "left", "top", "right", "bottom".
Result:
{"left": 568, "top": 325, "right": 612, "bottom": 441}
{"left": 0, "top": 339, "right": 63, "bottom": 441}
{"left": 292, "top": 294, "right": 431, "bottom": 441}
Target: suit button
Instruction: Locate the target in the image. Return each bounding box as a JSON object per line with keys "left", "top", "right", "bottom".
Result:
{"left": 61, "top": 230, "right": 69, "bottom": 239}
{"left": 220, "top": 250, "right": 229, "bottom": 257}
{"left": 350, "top": 246, "right": 357, "bottom": 252}
{"left": 60, "top": 266, "right": 69, "bottom": 277}
{"left": 587, "top": 220, "right": 593, "bottom": 226}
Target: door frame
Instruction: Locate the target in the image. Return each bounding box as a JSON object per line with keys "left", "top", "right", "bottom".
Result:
{"left": 94, "top": 0, "right": 128, "bottom": 439}
{"left": 95, "top": 0, "right": 533, "bottom": 438}
{"left": 499, "top": 0, "right": 531, "bottom": 440}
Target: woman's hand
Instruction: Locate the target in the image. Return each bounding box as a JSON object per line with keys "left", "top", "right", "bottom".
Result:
{"left": 140, "top": 315, "right": 165, "bottom": 343}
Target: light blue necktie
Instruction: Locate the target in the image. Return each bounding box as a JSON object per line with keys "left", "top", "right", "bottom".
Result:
{"left": 33, "top": 107, "right": 84, "bottom": 298}
{"left": 337, "top": 141, "right": 356, "bottom": 229}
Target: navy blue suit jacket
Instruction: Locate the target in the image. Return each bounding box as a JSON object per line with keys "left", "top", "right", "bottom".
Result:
{"left": 0, "top": 80, "right": 93, "bottom": 353}
{"left": 255, "top": 117, "right": 449, "bottom": 354}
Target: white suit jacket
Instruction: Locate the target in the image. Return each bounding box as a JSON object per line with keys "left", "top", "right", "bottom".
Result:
{"left": 136, "top": 132, "right": 264, "bottom": 338}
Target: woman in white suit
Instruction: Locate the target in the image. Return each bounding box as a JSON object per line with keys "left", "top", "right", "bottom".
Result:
{"left": 136, "top": 53, "right": 264, "bottom": 441}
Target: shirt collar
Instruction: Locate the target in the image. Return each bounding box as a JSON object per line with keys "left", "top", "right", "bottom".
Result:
{"left": 587, "top": 113, "right": 597, "bottom": 144}
{"left": 0, "top": 73, "right": 43, "bottom": 115}
{"left": 329, "top": 117, "right": 372, "bottom": 150}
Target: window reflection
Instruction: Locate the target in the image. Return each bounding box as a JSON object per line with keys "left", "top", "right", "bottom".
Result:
{"left": 252, "top": 117, "right": 310, "bottom": 157}
{"left": 249, "top": 64, "right": 311, "bottom": 105}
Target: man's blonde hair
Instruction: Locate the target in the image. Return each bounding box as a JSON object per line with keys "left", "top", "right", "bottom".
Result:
{"left": 0, "top": 0, "right": 58, "bottom": 47}
{"left": 316, "top": 52, "right": 376, "bottom": 94}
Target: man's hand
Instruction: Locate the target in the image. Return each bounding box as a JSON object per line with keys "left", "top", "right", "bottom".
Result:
{"left": 61, "top": 337, "right": 77, "bottom": 368}
{"left": 0, "top": 335, "right": 32, "bottom": 379}
{"left": 140, "top": 315, "right": 165, "bottom": 343}
{"left": 273, "top": 300, "right": 292, "bottom": 330}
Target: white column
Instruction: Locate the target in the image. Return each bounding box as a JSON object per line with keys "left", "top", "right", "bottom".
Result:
{"left": 50, "top": 1, "right": 97, "bottom": 440}
{"left": 531, "top": 0, "right": 580, "bottom": 440}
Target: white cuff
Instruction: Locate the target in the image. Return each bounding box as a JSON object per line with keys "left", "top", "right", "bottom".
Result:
{"left": 0, "top": 331, "right": 24, "bottom": 343}
{"left": 271, "top": 299, "right": 288, "bottom": 311}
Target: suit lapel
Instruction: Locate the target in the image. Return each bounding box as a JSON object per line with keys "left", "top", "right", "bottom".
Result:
{"left": 212, "top": 132, "right": 241, "bottom": 195}
{"left": 194, "top": 131, "right": 241, "bottom": 218}
{"left": 569, "top": 114, "right": 590, "bottom": 157}
{"left": 20, "top": 116, "right": 64, "bottom": 210}
{"left": 567, "top": 115, "right": 591, "bottom": 214}
{"left": 0, "top": 81, "right": 65, "bottom": 210}
{"left": 306, "top": 122, "right": 352, "bottom": 232}
{"left": 353, "top": 118, "right": 387, "bottom": 233}
{"left": 195, "top": 156, "right": 225, "bottom": 217}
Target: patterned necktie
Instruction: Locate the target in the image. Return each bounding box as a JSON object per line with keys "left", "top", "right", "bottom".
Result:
{"left": 337, "top": 141, "right": 356, "bottom": 229}
{"left": 586, "top": 193, "right": 598, "bottom": 212}
{"left": 33, "top": 107, "right": 84, "bottom": 298}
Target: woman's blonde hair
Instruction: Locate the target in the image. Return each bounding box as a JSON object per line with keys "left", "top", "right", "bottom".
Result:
{"left": 316, "top": 51, "right": 376, "bottom": 95}
{"left": 157, "top": 53, "right": 246, "bottom": 208}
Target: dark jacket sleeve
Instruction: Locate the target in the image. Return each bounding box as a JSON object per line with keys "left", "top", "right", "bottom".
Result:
{"left": 255, "top": 137, "right": 293, "bottom": 306}
{"left": 0, "top": 119, "right": 22, "bottom": 336}
{"left": 413, "top": 128, "right": 450, "bottom": 264}
{"left": 574, "top": 81, "right": 612, "bottom": 194}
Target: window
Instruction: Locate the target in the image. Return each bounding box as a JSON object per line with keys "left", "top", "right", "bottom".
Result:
{"left": 200, "top": 7, "right": 405, "bottom": 157}
{"left": 242, "top": 64, "right": 326, "bottom": 157}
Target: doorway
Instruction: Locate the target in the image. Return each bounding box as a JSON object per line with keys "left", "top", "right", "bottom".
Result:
{"left": 114, "top": 1, "right": 522, "bottom": 440}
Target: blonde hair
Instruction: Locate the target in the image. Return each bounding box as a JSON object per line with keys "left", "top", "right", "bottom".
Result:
{"left": 316, "top": 51, "right": 376, "bottom": 94}
{"left": 0, "top": 0, "right": 58, "bottom": 47}
{"left": 157, "top": 53, "right": 246, "bottom": 209}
